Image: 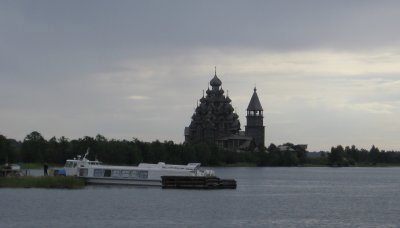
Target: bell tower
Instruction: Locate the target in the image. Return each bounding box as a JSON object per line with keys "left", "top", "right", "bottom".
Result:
{"left": 245, "top": 87, "right": 265, "bottom": 147}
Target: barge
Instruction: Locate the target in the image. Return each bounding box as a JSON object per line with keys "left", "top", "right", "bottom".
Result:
{"left": 162, "top": 176, "right": 237, "bottom": 189}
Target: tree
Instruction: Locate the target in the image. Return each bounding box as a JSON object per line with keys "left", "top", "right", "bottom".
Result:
{"left": 345, "top": 145, "right": 359, "bottom": 164}
{"left": 328, "top": 145, "right": 345, "bottom": 166}
{"left": 46, "top": 137, "right": 59, "bottom": 163}
{"left": 282, "top": 149, "right": 299, "bottom": 166}
{"left": 127, "top": 142, "right": 142, "bottom": 165}
{"left": 193, "top": 143, "right": 213, "bottom": 166}
{"left": 181, "top": 144, "right": 197, "bottom": 164}
{"left": 266, "top": 143, "right": 281, "bottom": 166}
{"left": 294, "top": 145, "right": 307, "bottom": 164}
{"left": 58, "top": 136, "right": 71, "bottom": 163}
{"left": 369, "top": 145, "right": 380, "bottom": 165}
{"left": 0, "top": 135, "right": 16, "bottom": 163}
{"left": 21, "top": 131, "right": 47, "bottom": 162}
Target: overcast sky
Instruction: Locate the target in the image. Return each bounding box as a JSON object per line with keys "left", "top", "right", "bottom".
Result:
{"left": 1, "top": 1, "right": 400, "bottom": 151}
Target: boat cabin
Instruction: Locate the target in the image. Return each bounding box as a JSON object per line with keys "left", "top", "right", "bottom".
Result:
{"left": 64, "top": 155, "right": 101, "bottom": 176}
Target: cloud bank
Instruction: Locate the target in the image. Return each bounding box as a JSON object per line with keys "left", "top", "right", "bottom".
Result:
{"left": 1, "top": 1, "right": 400, "bottom": 151}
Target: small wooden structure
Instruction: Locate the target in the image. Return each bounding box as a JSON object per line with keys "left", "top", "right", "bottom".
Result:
{"left": 161, "top": 176, "right": 236, "bottom": 189}
{"left": 0, "top": 164, "right": 24, "bottom": 177}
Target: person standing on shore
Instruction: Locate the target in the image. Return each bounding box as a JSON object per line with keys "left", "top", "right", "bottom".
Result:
{"left": 43, "top": 163, "right": 48, "bottom": 176}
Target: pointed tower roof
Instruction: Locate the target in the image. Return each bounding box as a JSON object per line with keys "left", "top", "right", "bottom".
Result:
{"left": 247, "top": 87, "right": 263, "bottom": 111}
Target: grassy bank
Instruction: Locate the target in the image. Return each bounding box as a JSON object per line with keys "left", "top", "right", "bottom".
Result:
{"left": 0, "top": 176, "right": 85, "bottom": 189}
{"left": 20, "top": 163, "right": 62, "bottom": 169}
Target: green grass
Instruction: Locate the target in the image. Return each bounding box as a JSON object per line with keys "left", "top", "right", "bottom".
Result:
{"left": 20, "top": 163, "right": 62, "bottom": 169}
{"left": 0, "top": 176, "right": 85, "bottom": 189}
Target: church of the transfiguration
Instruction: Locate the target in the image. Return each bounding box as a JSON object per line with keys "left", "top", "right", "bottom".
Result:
{"left": 184, "top": 71, "right": 265, "bottom": 151}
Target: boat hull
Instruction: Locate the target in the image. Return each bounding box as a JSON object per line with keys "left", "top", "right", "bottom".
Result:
{"left": 83, "top": 177, "right": 161, "bottom": 186}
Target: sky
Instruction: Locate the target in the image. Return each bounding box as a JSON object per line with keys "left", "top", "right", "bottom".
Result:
{"left": 1, "top": 0, "right": 400, "bottom": 151}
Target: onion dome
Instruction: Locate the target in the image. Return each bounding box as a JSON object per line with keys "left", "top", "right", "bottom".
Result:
{"left": 210, "top": 75, "right": 222, "bottom": 87}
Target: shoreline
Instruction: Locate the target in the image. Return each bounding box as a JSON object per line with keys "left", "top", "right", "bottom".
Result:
{"left": 20, "top": 162, "right": 400, "bottom": 170}
{"left": 0, "top": 176, "right": 85, "bottom": 189}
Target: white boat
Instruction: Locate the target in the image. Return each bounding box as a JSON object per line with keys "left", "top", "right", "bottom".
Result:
{"left": 62, "top": 152, "right": 215, "bottom": 186}
{"left": 0, "top": 163, "right": 23, "bottom": 177}
{"left": 64, "top": 154, "right": 102, "bottom": 176}
{"left": 78, "top": 162, "right": 215, "bottom": 186}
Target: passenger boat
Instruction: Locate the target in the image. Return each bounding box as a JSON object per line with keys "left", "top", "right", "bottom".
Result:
{"left": 63, "top": 154, "right": 102, "bottom": 176}
{"left": 78, "top": 162, "right": 215, "bottom": 186}
{"left": 61, "top": 152, "right": 215, "bottom": 186}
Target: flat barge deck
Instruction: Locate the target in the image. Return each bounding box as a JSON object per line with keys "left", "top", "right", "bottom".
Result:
{"left": 161, "top": 176, "right": 236, "bottom": 189}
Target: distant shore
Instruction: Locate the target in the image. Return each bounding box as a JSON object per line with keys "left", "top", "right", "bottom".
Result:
{"left": 20, "top": 162, "right": 400, "bottom": 170}
{"left": 3, "top": 164, "right": 400, "bottom": 189}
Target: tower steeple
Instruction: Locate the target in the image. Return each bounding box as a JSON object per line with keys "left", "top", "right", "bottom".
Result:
{"left": 245, "top": 87, "right": 265, "bottom": 147}
{"left": 247, "top": 87, "right": 263, "bottom": 115}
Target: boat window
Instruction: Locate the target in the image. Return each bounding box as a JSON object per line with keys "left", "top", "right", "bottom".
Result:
{"left": 73, "top": 162, "right": 77, "bottom": 168}
{"left": 139, "top": 171, "right": 149, "bottom": 179}
{"left": 130, "top": 170, "right": 137, "bottom": 178}
{"left": 79, "top": 168, "right": 88, "bottom": 177}
{"left": 94, "top": 169, "right": 104, "bottom": 177}
{"left": 121, "top": 170, "right": 130, "bottom": 178}
{"left": 111, "top": 170, "right": 120, "bottom": 177}
{"left": 131, "top": 170, "right": 148, "bottom": 179}
{"left": 104, "top": 169, "right": 111, "bottom": 177}
{"left": 65, "top": 162, "right": 72, "bottom": 168}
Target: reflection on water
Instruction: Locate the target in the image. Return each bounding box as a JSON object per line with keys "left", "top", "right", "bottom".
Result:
{"left": 2, "top": 167, "right": 400, "bottom": 227}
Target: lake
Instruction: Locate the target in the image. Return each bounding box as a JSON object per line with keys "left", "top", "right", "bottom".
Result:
{"left": 1, "top": 167, "right": 400, "bottom": 227}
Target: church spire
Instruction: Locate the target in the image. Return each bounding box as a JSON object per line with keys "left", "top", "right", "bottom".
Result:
{"left": 247, "top": 87, "right": 263, "bottom": 112}
{"left": 245, "top": 86, "right": 265, "bottom": 147}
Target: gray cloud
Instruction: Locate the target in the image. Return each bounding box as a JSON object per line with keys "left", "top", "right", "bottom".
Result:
{"left": 1, "top": 1, "right": 400, "bottom": 151}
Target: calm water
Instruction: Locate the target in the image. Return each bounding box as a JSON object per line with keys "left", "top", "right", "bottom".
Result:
{"left": 1, "top": 167, "right": 400, "bottom": 228}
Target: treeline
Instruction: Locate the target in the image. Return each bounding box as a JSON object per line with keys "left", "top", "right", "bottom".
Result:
{"left": 1, "top": 131, "right": 399, "bottom": 167}
{"left": 257, "top": 143, "right": 307, "bottom": 166}
{"left": 328, "top": 145, "right": 400, "bottom": 166}
{"left": 0, "top": 131, "right": 268, "bottom": 166}
{"left": 0, "top": 132, "right": 307, "bottom": 166}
